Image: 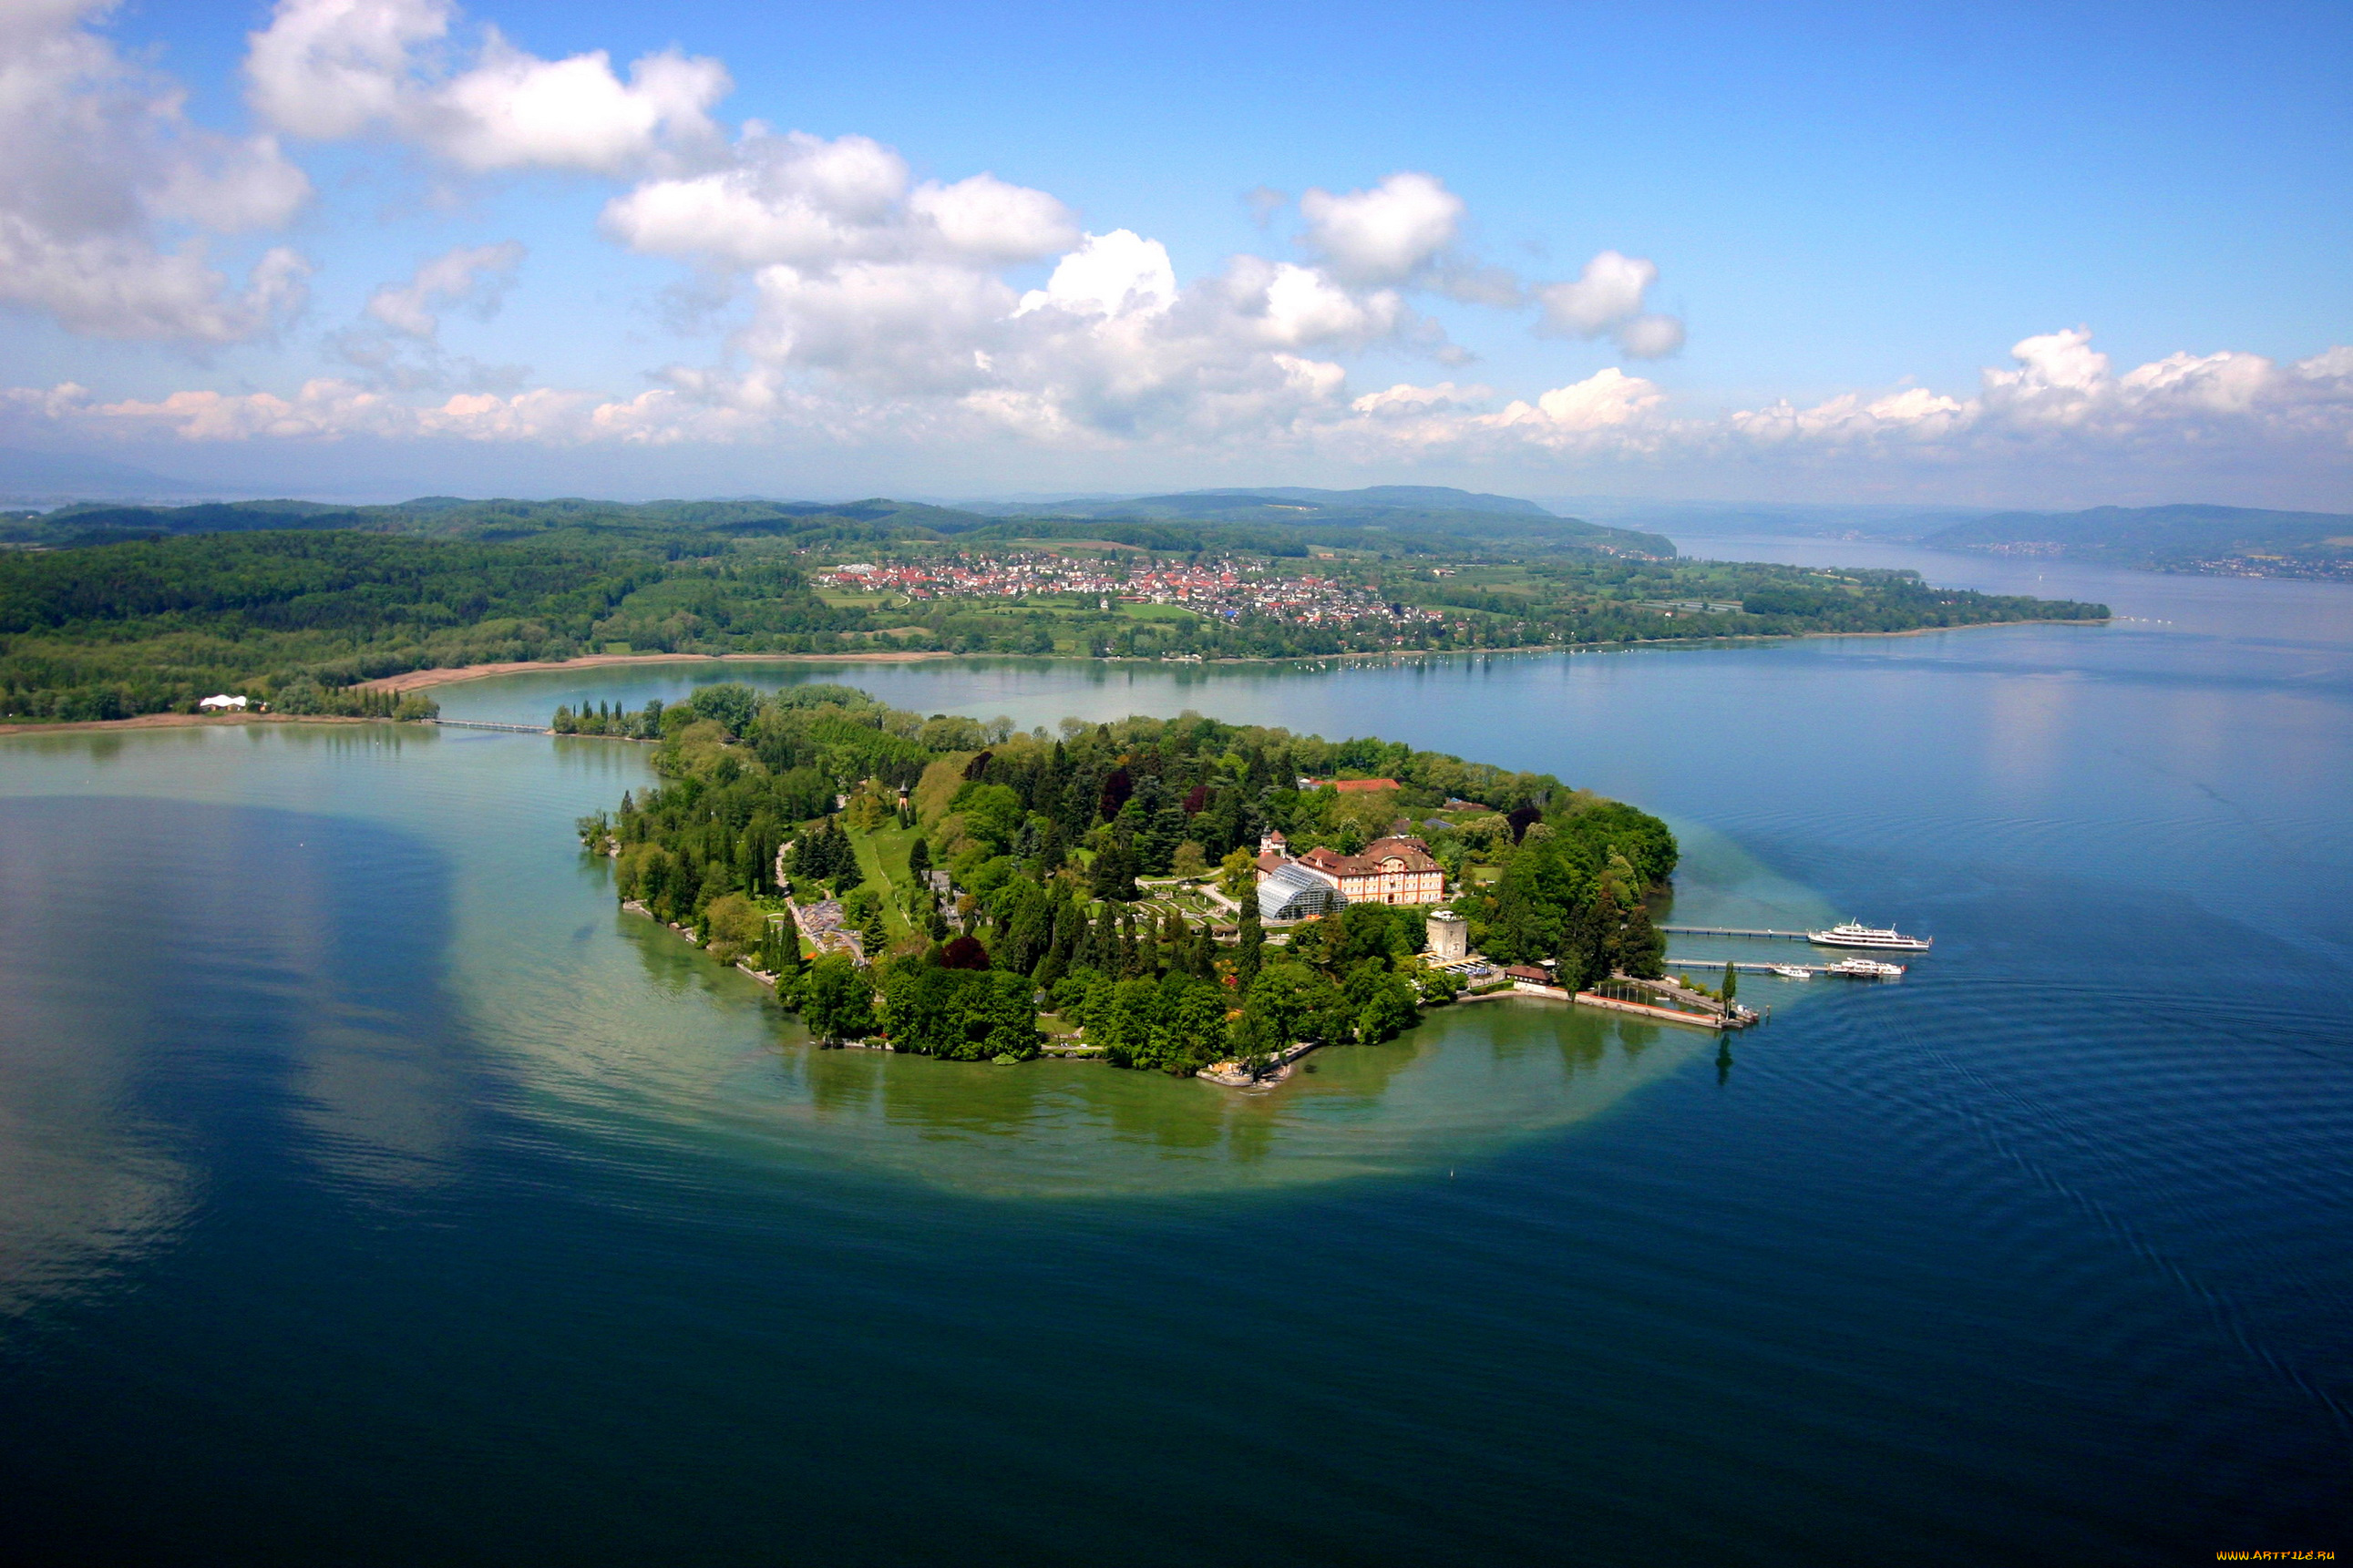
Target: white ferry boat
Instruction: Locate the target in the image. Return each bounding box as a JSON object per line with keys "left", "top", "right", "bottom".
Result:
{"left": 1824, "top": 957, "right": 1906, "bottom": 978}
{"left": 1808, "top": 920, "right": 1933, "bottom": 952}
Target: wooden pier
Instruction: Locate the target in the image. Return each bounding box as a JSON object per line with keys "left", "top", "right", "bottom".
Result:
{"left": 1574, "top": 991, "right": 1752, "bottom": 1030}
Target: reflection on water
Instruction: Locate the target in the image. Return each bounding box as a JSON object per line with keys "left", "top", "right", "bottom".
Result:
{"left": 744, "top": 1001, "right": 1707, "bottom": 1198}
{"left": 0, "top": 794, "right": 477, "bottom": 1313}
{"left": 4, "top": 569, "right": 2351, "bottom": 1560}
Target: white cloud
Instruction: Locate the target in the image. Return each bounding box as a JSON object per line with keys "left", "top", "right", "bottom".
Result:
{"left": 1351, "top": 381, "right": 1495, "bottom": 417}
{"left": 1299, "top": 171, "right": 1464, "bottom": 285}
{"left": 1536, "top": 250, "right": 1683, "bottom": 358}
{"left": 743, "top": 261, "right": 1019, "bottom": 397}
{"left": 1615, "top": 313, "right": 1686, "bottom": 359}
{"left": 601, "top": 131, "right": 1074, "bottom": 272}
{"left": 246, "top": 0, "right": 728, "bottom": 173}
{"left": 0, "top": 0, "right": 313, "bottom": 342}
{"left": 907, "top": 175, "right": 1079, "bottom": 264}
{"left": 1016, "top": 231, "right": 1176, "bottom": 319}
{"left": 18, "top": 328, "right": 2351, "bottom": 507}
{"left": 365, "top": 240, "right": 524, "bottom": 336}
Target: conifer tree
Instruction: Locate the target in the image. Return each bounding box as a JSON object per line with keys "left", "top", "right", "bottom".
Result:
{"left": 1091, "top": 901, "right": 1120, "bottom": 972}
{"left": 1237, "top": 886, "right": 1265, "bottom": 986}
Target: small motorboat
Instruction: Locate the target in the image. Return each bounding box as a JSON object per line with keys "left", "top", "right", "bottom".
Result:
{"left": 1769, "top": 964, "right": 1814, "bottom": 979}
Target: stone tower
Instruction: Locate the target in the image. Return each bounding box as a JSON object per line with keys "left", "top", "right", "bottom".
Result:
{"left": 1426, "top": 908, "right": 1468, "bottom": 963}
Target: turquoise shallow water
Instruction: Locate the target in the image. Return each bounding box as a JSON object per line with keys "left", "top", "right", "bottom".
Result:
{"left": 2, "top": 543, "right": 2348, "bottom": 1563}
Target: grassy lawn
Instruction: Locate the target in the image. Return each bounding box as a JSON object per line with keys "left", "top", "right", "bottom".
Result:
{"left": 849, "top": 821, "right": 923, "bottom": 943}
{"left": 1117, "top": 601, "right": 1204, "bottom": 623}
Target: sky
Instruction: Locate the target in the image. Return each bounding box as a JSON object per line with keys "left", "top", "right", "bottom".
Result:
{"left": 1, "top": 0, "right": 2348, "bottom": 508}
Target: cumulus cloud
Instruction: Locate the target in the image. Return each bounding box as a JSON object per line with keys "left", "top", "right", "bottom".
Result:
{"left": 22, "top": 325, "right": 2348, "bottom": 505}
{"left": 1536, "top": 251, "right": 1683, "bottom": 358}
{"left": 0, "top": 0, "right": 313, "bottom": 342}
{"left": 1300, "top": 171, "right": 1464, "bottom": 285}
{"left": 365, "top": 240, "right": 525, "bottom": 336}
{"left": 597, "top": 135, "right": 1454, "bottom": 436}
{"left": 601, "top": 130, "right": 1074, "bottom": 269}
{"left": 246, "top": 0, "right": 728, "bottom": 173}
{"left": 1016, "top": 231, "right": 1176, "bottom": 319}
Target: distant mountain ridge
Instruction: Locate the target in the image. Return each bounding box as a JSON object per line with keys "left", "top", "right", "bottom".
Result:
{"left": 1923, "top": 504, "right": 2353, "bottom": 578}
{"left": 951, "top": 485, "right": 1665, "bottom": 555}
{"left": 3, "top": 486, "right": 1674, "bottom": 559}
{"left": 0, "top": 447, "right": 206, "bottom": 502}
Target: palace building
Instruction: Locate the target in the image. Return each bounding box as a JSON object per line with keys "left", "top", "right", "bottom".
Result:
{"left": 1254, "top": 829, "right": 1446, "bottom": 913}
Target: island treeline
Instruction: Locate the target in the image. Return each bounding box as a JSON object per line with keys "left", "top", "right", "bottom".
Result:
{"left": 583, "top": 682, "right": 1675, "bottom": 1076}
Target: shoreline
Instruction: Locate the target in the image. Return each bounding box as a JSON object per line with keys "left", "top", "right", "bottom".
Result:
{"left": 354, "top": 614, "right": 2108, "bottom": 694}
{"left": 0, "top": 712, "right": 385, "bottom": 739}
{"left": 356, "top": 649, "right": 959, "bottom": 695}
{"left": 3, "top": 615, "right": 2110, "bottom": 737}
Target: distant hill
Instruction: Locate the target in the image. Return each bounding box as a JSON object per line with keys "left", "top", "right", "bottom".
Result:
{"left": 1182, "top": 485, "right": 1556, "bottom": 517}
{"left": 0, "top": 487, "right": 1673, "bottom": 559}
{"left": 0, "top": 495, "right": 994, "bottom": 550}
{"left": 961, "top": 484, "right": 1555, "bottom": 519}
{"left": 0, "top": 447, "right": 205, "bottom": 503}
{"left": 1923, "top": 504, "right": 2353, "bottom": 578}
{"left": 956, "top": 486, "right": 1668, "bottom": 556}
{"left": 1550, "top": 497, "right": 1983, "bottom": 543}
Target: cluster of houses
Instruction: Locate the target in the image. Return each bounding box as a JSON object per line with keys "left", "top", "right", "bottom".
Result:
{"left": 812, "top": 550, "right": 1451, "bottom": 631}
{"left": 790, "top": 898, "right": 864, "bottom": 962}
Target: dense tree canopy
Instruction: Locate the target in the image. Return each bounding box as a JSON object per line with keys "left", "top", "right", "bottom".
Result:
{"left": 596, "top": 684, "right": 1680, "bottom": 1076}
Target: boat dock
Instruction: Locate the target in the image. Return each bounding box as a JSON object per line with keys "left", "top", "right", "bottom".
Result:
{"left": 430, "top": 719, "right": 551, "bottom": 734}
{"left": 1669, "top": 957, "right": 1835, "bottom": 974}
{"left": 1575, "top": 991, "right": 1751, "bottom": 1030}
{"left": 1656, "top": 925, "right": 1814, "bottom": 940}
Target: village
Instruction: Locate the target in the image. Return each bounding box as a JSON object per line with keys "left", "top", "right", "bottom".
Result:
{"left": 813, "top": 549, "right": 1456, "bottom": 633}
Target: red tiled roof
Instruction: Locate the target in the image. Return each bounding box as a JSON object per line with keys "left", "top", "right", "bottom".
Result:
{"left": 1292, "top": 835, "right": 1440, "bottom": 878}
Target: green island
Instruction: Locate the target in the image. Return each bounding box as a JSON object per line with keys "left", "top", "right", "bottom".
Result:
{"left": 579, "top": 682, "right": 1688, "bottom": 1080}
{"left": 0, "top": 487, "right": 2108, "bottom": 723}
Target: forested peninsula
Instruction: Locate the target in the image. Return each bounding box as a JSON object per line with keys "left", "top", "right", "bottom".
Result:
{"left": 581, "top": 683, "right": 1677, "bottom": 1078}
{"left": 0, "top": 489, "right": 2107, "bottom": 723}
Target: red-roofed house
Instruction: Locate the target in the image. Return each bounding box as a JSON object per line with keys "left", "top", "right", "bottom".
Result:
{"left": 1260, "top": 834, "right": 1444, "bottom": 907}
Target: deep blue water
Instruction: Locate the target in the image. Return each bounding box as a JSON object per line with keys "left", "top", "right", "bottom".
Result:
{"left": 2, "top": 541, "right": 2348, "bottom": 1563}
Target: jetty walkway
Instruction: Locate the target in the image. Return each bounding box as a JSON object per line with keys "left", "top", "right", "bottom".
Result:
{"left": 1656, "top": 925, "right": 1814, "bottom": 940}
{"left": 430, "top": 719, "right": 550, "bottom": 734}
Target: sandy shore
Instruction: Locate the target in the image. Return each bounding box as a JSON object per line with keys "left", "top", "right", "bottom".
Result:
{"left": 0, "top": 712, "right": 380, "bottom": 739}
{"left": 356, "top": 649, "right": 957, "bottom": 695}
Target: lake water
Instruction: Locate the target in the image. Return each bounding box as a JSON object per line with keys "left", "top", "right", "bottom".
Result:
{"left": 3, "top": 539, "right": 2348, "bottom": 1563}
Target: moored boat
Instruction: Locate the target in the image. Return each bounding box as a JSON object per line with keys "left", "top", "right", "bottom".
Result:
{"left": 1770, "top": 964, "right": 1814, "bottom": 979}
{"left": 1824, "top": 957, "right": 1906, "bottom": 978}
{"left": 1809, "top": 920, "right": 1932, "bottom": 951}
